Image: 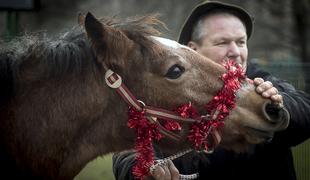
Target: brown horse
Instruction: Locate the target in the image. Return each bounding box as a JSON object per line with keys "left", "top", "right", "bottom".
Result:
{"left": 0, "top": 13, "right": 289, "bottom": 179}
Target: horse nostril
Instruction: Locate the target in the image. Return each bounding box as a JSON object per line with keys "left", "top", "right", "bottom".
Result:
{"left": 262, "top": 101, "right": 290, "bottom": 130}
{"left": 263, "top": 102, "right": 283, "bottom": 123}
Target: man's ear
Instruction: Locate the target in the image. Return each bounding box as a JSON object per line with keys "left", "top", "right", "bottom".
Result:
{"left": 187, "top": 41, "right": 199, "bottom": 51}
{"left": 84, "top": 12, "right": 134, "bottom": 68}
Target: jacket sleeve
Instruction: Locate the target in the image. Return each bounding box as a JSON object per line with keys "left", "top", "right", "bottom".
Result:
{"left": 247, "top": 63, "right": 310, "bottom": 147}
{"left": 112, "top": 147, "right": 165, "bottom": 180}
{"left": 112, "top": 150, "right": 136, "bottom": 180}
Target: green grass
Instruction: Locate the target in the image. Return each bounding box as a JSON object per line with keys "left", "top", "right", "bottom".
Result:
{"left": 74, "top": 153, "right": 115, "bottom": 180}
{"left": 293, "top": 139, "right": 310, "bottom": 180}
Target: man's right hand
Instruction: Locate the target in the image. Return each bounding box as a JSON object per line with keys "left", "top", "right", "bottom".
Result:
{"left": 144, "top": 160, "right": 180, "bottom": 180}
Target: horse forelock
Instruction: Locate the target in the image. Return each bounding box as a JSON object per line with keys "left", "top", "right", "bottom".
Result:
{"left": 102, "top": 14, "right": 164, "bottom": 37}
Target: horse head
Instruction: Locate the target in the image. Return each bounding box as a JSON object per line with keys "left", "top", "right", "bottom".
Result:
{"left": 84, "top": 12, "right": 289, "bottom": 155}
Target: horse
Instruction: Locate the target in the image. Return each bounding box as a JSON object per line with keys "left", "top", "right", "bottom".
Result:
{"left": 0, "top": 12, "right": 289, "bottom": 179}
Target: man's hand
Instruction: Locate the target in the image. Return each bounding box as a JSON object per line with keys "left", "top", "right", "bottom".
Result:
{"left": 253, "top": 78, "right": 283, "bottom": 107}
{"left": 144, "top": 160, "right": 179, "bottom": 180}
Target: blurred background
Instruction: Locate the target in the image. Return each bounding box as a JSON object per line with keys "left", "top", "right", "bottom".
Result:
{"left": 0, "top": 0, "right": 309, "bottom": 179}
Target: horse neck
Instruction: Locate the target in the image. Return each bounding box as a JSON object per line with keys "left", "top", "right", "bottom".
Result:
{"left": 0, "top": 64, "right": 131, "bottom": 179}
{"left": 56, "top": 76, "right": 133, "bottom": 179}
{"left": 0, "top": 32, "right": 135, "bottom": 178}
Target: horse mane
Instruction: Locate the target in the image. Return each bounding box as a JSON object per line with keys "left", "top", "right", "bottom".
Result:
{"left": 0, "top": 14, "right": 165, "bottom": 105}
{"left": 102, "top": 14, "right": 164, "bottom": 37}
{"left": 0, "top": 51, "right": 13, "bottom": 105}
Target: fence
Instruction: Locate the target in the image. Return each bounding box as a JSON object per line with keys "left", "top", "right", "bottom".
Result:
{"left": 257, "top": 62, "right": 310, "bottom": 90}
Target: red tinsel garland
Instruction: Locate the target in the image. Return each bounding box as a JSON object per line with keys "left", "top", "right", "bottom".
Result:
{"left": 127, "top": 107, "right": 162, "bottom": 179}
{"left": 188, "top": 60, "right": 246, "bottom": 150}
{"left": 127, "top": 60, "right": 245, "bottom": 179}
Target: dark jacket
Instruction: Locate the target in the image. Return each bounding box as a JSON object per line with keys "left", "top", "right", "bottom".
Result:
{"left": 112, "top": 63, "right": 310, "bottom": 180}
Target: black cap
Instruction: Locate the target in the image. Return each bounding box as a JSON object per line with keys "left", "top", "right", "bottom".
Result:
{"left": 178, "top": 1, "right": 254, "bottom": 45}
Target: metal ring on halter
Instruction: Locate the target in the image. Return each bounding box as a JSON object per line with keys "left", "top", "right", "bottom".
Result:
{"left": 202, "top": 149, "right": 214, "bottom": 154}
{"left": 201, "top": 114, "right": 211, "bottom": 121}
{"left": 137, "top": 100, "right": 146, "bottom": 109}
{"left": 137, "top": 100, "right": 158, "bottom": 123}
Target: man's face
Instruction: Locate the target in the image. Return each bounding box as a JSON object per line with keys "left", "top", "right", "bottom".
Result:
{"left": 188, "top": 13, "right": 248, "bottom": 70}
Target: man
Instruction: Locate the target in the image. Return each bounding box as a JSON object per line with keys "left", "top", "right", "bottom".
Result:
{"left": 113, "top": 1, "right": 310, "bottom": 180}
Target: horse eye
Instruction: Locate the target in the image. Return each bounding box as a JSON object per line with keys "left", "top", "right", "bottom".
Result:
{"left": 165, "top": 64, "right": 185, "bottom": 79}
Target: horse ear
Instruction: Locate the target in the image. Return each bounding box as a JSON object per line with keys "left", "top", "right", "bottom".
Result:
{"left": 84, "top": 12, "right": 104, "bottom": 44}
{"left": 84, "top": 12, "right": 133, "bottom": 68}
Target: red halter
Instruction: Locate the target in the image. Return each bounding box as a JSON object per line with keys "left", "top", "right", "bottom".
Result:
{"left": 105, "top": 60, "right": 246, "bottom": 179}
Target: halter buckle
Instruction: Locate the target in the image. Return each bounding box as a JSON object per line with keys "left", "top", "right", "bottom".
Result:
{"left": 105, "top": 69, "right": 122, "bottom": 88}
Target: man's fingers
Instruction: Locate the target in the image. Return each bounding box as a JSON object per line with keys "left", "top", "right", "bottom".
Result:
{"left": 162, "top": 163, "right": 171, "bottom": 179}
{"left": 253, "top": 77, "right": 264, "bottom": 86}
{"left": 150, "top": 162, "right": 175, "bottom": 180}
{"left": 271, "top": 94, "right": 283, "bottom": 104}
{"left": 167, "top": 160, "right": 179, "bottom": 180}
{"left": 261, "top": 87, "right": 278, "bottom": 98}
{"left": 256, "top": 81, "right": 273, "bottom": 94}
{"left": 151, "top": 165, "right": 166, "bottom": 180}
{"left": 254, "top": 78, "right": 283, "bottom": 106}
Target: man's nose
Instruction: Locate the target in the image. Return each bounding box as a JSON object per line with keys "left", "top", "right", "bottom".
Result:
{"left": 227, "top": 42, "right": 240, "bottom": 58}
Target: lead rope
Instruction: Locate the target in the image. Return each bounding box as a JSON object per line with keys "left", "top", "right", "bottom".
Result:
{"left": 149, "top": 149, "right": 199, "bottom": 180}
